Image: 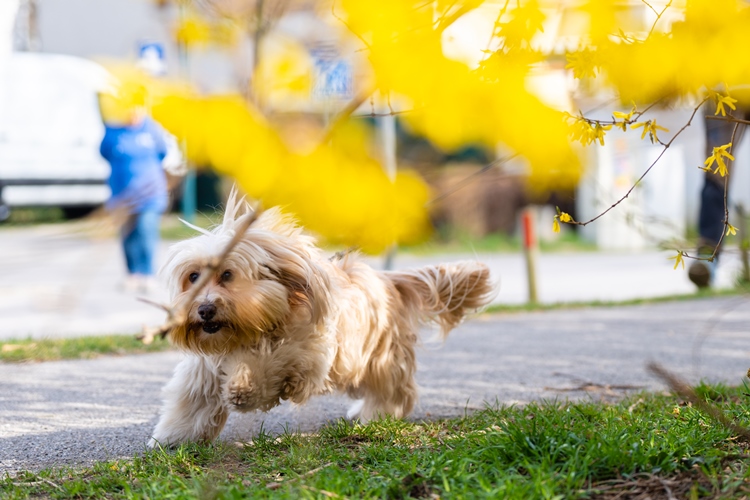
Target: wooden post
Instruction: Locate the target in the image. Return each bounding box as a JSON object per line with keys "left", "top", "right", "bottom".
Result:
{"left": 521, "top": 206, "right": 539, "bottom": 304}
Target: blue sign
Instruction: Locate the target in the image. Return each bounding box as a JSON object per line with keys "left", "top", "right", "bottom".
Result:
{"left": 137, "top": 42, "right": 166, "bottom": 76}
{"left": 311, "top": 48, "right": 353, "bottom": 100}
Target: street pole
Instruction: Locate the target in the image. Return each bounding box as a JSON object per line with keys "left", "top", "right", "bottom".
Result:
{"left": 380, "top": 112, "right": 397, "bottom": 270}
{"left": 177, "top": 3, "right": 196, "bottom": 223}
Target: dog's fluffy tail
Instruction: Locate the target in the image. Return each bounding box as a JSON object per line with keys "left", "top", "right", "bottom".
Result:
{"left": 387, "top": 261, "right": 496, "bottom": 338}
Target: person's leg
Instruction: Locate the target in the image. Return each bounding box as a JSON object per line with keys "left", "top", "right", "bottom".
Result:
{"left": 121, "top": 216, "right": 139, "bottom": 274}
{"left": 136, "top": 210, "right": 162, "bottom": 277}
{"left": 127, "top": 210, "right": 162, "bottom": 292}
{"left": 120, "top": 216, "right": 142, "bottom": 291}
{"left": 689, "top": 105, "right": 744, "bottom": 287}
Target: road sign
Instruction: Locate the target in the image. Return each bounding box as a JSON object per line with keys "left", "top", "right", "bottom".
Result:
{"left": 311, "top": 46, "right": 353, "bottom": 101}
{"left": 137, "top": 41, "right": 166, "bottom": 76}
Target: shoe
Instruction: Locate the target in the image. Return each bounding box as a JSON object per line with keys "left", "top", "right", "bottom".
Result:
{"left": 688, "top": 259, "right": 716, "bottom": 289}
{"left": 119, "top": 275, "right": 141, "bottom": 293}
{"left": 138, "top": 276, "right": 160, "bottom": 294}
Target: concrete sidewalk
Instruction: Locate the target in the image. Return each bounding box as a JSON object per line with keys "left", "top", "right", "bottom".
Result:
{"left": 0, "top": 224, "right": 743, "bottom": 340}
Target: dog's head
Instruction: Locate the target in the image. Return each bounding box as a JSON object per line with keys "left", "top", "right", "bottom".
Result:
{"left": 162, "top": 194, "right": 329, "bottom": 355}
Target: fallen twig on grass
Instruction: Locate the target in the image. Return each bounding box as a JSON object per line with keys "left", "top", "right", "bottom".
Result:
{"left": 266, "top": 462, "right": 335, "bottom": 491}
{"left": 11, "top": 478, "right": 62, "bottom": 490}
{"left": 137, "top": 207, "right": 259, "bottom": 344}
{"left": 647, "top": 361, "right": 750, "bottom": 441}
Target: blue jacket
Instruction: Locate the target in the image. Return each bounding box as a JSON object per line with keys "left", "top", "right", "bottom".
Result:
{"left": 99, "top": 117, "right": 169, "bottom": 213}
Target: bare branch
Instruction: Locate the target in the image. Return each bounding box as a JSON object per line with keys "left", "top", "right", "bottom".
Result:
{"left": 569, "top": 96, "right": 710, "bottom": 228}
{"left": 138, "top": 206, "right": 259, "bottom": 344}
{"left": 320, "top": 89, "right": 374, "bottom": 144}
{"left": 706, "top": 114, "right": 750, "bottom": 127}
{"left": 709, "top": 121, "right": 740, "bottom": 261}
{"left": 136, "top": 296, "right": 171, "bottom": 313}
{"left": 646, "top": 0, "right": 673, "bottom": 40}
{"left": 426, "top": 154, "right": 520, "bottom": 206}
{"left": 647, "top": 362, "right": 750, "bottom": 441}
{"left": 267, "top": 462, "right": 335, "bottom": 491}
{"left": 330, "top": 0, "right": 370, "bottom": 50}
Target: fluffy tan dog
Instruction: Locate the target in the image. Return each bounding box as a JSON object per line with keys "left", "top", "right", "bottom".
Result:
{"left": 149, "top": 194, "right": 496, "bottom": 447}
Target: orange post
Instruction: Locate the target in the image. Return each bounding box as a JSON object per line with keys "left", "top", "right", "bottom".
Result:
{"left": 521, "top": 207, "right": 539, "bottom": 304}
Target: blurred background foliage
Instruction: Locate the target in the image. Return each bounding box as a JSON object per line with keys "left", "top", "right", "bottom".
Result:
{"left": 95, "top": 0, "right": 749, "bottom": 252}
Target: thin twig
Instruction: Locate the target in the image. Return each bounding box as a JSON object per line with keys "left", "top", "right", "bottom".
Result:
{"left": 708, "top": 121, "right": 739, "bottom": 262}
{"left": 706, "top": 115, "right": 750, "bottom": 126}
{"left": 482, "top": 0, "right": 512, "bottom": 57}
{"left": 426, "top": 154, "right": 520, "bottom": 206}
{"left": 570, "top": 97, "right": 709, "bottom": 228}
{"left": 11, "top": 478, "right": 62, "bottom": 490}
{"left": 646, "top": 362, "right": 750, "bottom": 441}
{"left": 320, "top": 89, "right": 374, "bottom": 144}
{"left": 330, "top": 0, "right": 370, "bottom": 50}
{"left": 435, "top": 3, "right": 475, "bottom": 33}
{"left": 137, "top": 207, "right": 259, "bottom": 344}
{"left": 657, "top": 476, "right": 677, "bottom": 500}
{"left": 299, "top": 485, "right": 344, "bottom": 498}
{"left": 267, "top": 462, "right": 335, "bottom": 490}
{"left": 136, "top": 296, "right": 171, "bottom": 313}
{"left": 647, "top": 0, "right": 673, "bottom": 39}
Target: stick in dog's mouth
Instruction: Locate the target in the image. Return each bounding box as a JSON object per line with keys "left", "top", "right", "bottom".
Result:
{"left": 191, "top": 321, "right": 229, "bottom": 334}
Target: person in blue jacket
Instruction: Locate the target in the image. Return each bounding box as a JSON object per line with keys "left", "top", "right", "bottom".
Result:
{"left": 99, "top": 108, "right": 171, "bottom": 292}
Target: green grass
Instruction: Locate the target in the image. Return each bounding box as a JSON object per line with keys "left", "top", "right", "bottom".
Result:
{"left": 1, "top": 207, "right": 67, "bottom": 225}
{"left": 401, "top": 228, "right": 597, "bottom": 255}
{"left": 485, "top": 285, "right": 750, "bottom": 314}
{"left": 4, "top": 384, "right": 750, "bottom": 498}
{"left": 0, "top": 335, "right": 173, "bottom": 363}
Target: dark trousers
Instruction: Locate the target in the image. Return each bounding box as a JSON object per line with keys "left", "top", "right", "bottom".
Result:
{"left": 698, "top": 105, "right": 749, "bottom": 254}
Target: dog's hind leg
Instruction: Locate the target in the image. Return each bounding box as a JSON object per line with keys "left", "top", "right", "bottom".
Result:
{"left": 350, "top": 333, "right": 419, "bottom": 423}
{"left": 148, "top": 356, "right": 228, "bottom": 447}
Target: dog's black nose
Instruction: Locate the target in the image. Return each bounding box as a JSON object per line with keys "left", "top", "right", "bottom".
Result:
{"left": 198, "top": 303, "right": 217, "bottom": 321}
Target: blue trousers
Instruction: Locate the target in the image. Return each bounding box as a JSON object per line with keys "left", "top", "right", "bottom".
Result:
{"left": 122, "top": 210, "right": 161, "bottom": 276}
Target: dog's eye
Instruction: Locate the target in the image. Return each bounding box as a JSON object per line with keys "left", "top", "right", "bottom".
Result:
{"left": 188, "top": 272, "right": 200, "bottom": 284}
{"left": 221, "top": 270, "right": 233, "bottom": 282}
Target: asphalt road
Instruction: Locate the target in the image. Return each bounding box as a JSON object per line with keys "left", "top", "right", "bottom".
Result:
{"left": 2, "top": 296, "right": 750, "bottom": 475}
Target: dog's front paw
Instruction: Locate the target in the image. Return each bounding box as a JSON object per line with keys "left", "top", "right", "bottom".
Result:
{"left": 226, "top": 378, "right": 256, "bottom": 408}
{"left": 224, "top": 373, "right": 281, "bottom": 412}
{"left": 281, "top": 371, "right": 309, "bottom": 404}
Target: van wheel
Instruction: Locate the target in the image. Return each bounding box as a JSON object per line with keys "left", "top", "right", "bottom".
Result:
{"left": 62, "top": 206, "right": 96, "bottom": 219}
{"left": 0, "top": 204, "right": 9, "bottom": 222}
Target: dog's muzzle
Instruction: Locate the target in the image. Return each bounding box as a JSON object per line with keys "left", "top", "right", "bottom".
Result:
{"left": 196, "top": 303, "right": 226, "bottom": 334}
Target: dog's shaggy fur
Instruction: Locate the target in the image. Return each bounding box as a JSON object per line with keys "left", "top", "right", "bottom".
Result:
{"left": 149, "top": 194, "right": 496, "bottom": 447}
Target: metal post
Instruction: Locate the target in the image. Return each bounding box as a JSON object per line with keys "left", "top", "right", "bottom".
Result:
{"left": 380, "top": 113, "right": 397, "bottom": 270}
{"left": 177, "top": 3, "right": 196, "bottom": 223}
{"left": 521, "top": 206, "right": 539, "bottom": 304}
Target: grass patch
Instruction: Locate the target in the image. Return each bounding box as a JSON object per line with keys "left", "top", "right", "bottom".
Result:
{"left": 485, "top": 286, "right": 750, "bottom": 315}
{"left": 0, "top": 335, "right": 173, "bottom": 363}
{"left": 1, "top": 207, "right": 67, "bottom": 225}
{"left": 401, "top": 229, "right": 597, "bottom": 255}
{"left": 4, "top": 384, "right": 750, "bottom": 498}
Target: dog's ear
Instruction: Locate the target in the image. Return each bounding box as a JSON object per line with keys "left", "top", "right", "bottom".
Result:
{"left": 262, "top": 247, "right": 330, "bottom": 325}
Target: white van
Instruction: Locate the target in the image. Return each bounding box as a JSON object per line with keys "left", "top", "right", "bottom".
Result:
{"left": 0, "top": 52, "right": 112, "bottom": 220}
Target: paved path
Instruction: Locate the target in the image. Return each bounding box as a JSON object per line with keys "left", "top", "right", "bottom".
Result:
{"left": 0, "top": 224, "right": 745, "bottom": 340}
{"left": 2, "top": 296, "right": 749, "bottom": 475}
